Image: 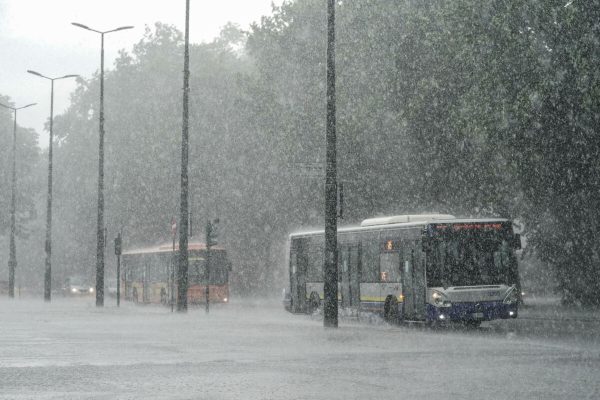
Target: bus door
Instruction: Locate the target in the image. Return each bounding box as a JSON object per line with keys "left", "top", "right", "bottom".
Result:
{"left": 401, "top": 246, "right": 415, "bottom": 319}
{"left": 412, "top": 245, "right": 427, "bottom": 319}
{"left": 290, "top": 239, "right": 308, "bottom": 313}
{"left": 349, "top": 245, "right": 361, "bottom": 307}
{"left": 143, "top": 262, "right": 150, "bottom": 303}
{"left": 401, "top": 243, "right": 427, "bottom": 320}
{"left": 339, "top": 245, "right": 360, "bottom": 308}
{"left": 379, "top": 252, "right": 401, "bottom": 307}
{"left": 121, "top": 256, "right": 128, "bottom": 299}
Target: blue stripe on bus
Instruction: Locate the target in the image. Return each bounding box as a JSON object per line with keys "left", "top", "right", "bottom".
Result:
{"left": 322, "top": 300, "right": 516, "bottom": 323}
{"left": 426, "top": 301, "right": 518, "bottom": 322}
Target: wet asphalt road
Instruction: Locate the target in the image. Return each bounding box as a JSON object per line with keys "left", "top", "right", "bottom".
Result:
{"left": 0, "top": 297, "right": 598, "bottom": 400}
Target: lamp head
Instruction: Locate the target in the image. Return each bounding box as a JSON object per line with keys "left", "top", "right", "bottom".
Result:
{"left": 27, "top": 69, "right": 44, "bottom": 78}
{"left": 72, "top": 22, "right": 91, "bottom": 31}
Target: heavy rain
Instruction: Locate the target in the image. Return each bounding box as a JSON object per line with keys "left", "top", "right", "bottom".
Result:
{"left": 1, "top": 0, "right": 599, "bottom": 398}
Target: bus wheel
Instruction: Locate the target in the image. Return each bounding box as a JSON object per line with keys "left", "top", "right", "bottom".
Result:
{"left": 384, "top": 296, "right": 399, "bottom": 324}
{"left": 132, "top": 288, "right": 139, "bottom": 304}
{"left": 308, "top": 292, "right": 321, "bottom": 314}
{"left": 160, "top": 288, "right": 167, "bottom": 305}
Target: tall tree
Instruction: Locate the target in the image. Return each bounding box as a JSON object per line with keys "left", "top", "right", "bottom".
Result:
{"left": 505, "top": 1, "right": 600, "bottom": 305}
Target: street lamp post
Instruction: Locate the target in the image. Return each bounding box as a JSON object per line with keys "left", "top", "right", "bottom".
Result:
{"left": 27, "top": 70, "right": 78, "bottom": 302}
{"left": 72, "top": 22, "right": 133, "bottom": 307}
{"left": 0, "top": 101, "right": 36, "bottom": 298}
{"left": 177, "top": 0, "right": 191, "bottom": 312}
{"left": 323, "top": 0, "right": 338, "bottom": 328}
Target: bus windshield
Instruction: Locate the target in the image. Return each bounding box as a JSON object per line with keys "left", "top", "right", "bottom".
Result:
{"left": 190, "top": 250, "right": 229, "bottom": 285}
{"left": 427, "top": 232, "right": 516, "bottom": 287}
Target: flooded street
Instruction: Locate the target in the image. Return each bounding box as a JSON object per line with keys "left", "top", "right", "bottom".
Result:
{"left": 1, "top": 297, "right": 598, "bottom": 399}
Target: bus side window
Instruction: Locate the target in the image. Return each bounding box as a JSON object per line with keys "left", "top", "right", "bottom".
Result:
{"left": 380, "top": 271, "right": 388, "bottom": 282}
{"left": 307, "top": 244, "right": 323, "bottom": 281}
{"left": 290, "top": 252, "right": 297, "bottom": 275}
{"left": 379, "top": 252, "right": 401, "bottom": 283}
{"left": 360, "top": 236, "right": 379, "bottom": 282}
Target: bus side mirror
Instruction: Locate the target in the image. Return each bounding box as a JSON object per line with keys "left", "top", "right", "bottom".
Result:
{"left": 513, "top": 234, "right": 522, "bottom": 250}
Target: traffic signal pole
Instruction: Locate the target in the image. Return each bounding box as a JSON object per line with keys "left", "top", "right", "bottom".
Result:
{"left": 205, "top": 219, "right": 218, "bottom": 314}
{"left": 205, "top": 239, "right": 210, "bottom": 314}
{"left": 114, "top": 232, "right": 122, "bottom": 307}
{"left": 172, "top": 229, "right": 176, "bottom": 313}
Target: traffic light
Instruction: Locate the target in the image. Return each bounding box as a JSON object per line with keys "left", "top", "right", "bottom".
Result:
{"left": 206, "top": 219, "right": 219, "bottom": 247}
{"left": 114, "top": 233, "right": 122, "bottom": 256}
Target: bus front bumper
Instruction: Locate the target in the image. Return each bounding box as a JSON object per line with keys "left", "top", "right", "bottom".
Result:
{"left": 427, "top": 301, "right": 518, "bottom": 322}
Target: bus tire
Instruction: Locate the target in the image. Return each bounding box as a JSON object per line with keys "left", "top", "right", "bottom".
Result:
{"left": 308, "top": 292, "right": 321, "bottom": 314}
{"left": 384, "top": 296, "right": 399, "bottom": 324}
{"left": 132, "top": 288, "right": 139, "bottom": 304}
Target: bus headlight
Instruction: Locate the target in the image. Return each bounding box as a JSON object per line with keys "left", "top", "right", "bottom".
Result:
{"left": 432, "top": 290, "right": 451, "bottom": 307}
{"left": 89, "top": 287, "right": 95, "bottom": 293}
{"left": 503, "top": 287, "right": 519, "bottom": 304}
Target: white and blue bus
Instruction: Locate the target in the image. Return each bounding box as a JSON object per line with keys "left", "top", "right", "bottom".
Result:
{"left": 285, "top": 214, "right": 521, "bottom": 326}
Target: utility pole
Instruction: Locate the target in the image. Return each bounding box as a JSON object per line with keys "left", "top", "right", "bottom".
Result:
{"left": 27, "top": 70, "right": 78, "bottom": 302}
{"left": 323, "top": 0, "right": 338, "bottom": 328}
{"left": 177, "top": 0, "right": 191, "bottom": 312}
{"left": 0, "top": 102, "right": 36, "bottom": 299}
{"left": 72, "top": 22, "right": 133, "bottom": 307}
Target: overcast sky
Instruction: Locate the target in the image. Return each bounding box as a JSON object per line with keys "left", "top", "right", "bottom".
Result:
{"left": 0, "top": 0, "right": 283, "bottom": 147}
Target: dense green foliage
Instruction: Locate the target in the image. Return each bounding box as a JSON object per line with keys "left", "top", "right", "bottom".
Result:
{"left": 504, "top": 1, "right": 600, "bottom": 304}
{"left": 3, "top": 1, "right": 600, "bottom": 303}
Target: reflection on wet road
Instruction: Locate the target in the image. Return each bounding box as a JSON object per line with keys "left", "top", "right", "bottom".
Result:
{"left": 0, "top": 297, "right": 598, "bottom": 399}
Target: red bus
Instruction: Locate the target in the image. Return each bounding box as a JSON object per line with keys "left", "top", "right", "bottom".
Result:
{"left": 122, "top": 241, "right": 231, "bottom": 305}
